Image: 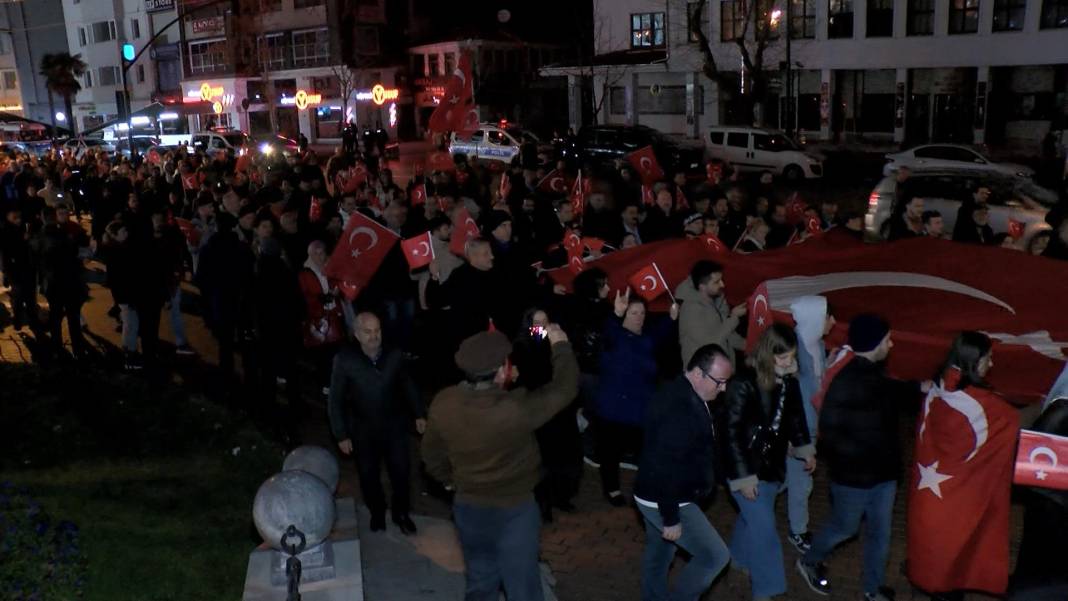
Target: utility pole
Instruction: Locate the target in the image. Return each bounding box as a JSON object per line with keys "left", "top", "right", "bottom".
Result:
{"left": 121, "top": 42, "right": 135, "bottom": 161}
{"left": 785, "top": 0, "right": 793, "bottom": 138}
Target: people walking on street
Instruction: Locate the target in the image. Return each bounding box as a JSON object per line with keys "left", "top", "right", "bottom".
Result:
{"left": 634, "top": 343, "right": 734, "bottom": 601}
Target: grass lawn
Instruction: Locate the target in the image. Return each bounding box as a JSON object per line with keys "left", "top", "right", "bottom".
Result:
{"left": 1, "top": 363, "right": 283, "bottom": 601}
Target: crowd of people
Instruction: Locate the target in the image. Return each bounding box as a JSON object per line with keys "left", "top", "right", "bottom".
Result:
{"left": 1, "top": 131, "right": 1067, "bottom": 601}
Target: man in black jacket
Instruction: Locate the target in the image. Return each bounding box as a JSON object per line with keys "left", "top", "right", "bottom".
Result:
{"left": 633, "top": 344, "right": 734, "bottom": 601}
{"left": 797, "top": 314, "right": 928, "bottom": 601}
{"left": 328, "top": 312, "right": 425, "bottom": 535}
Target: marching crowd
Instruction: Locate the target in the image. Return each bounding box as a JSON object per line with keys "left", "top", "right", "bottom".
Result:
{"left": 1, "top": 134, "right": 1067, "bottom": 601}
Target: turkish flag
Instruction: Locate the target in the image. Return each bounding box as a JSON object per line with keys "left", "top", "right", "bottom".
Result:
{"left": 699, "top": 233, "right": 727, "bottom": 254}
{"left": 309, "top": 196, "right": 323, "bottom": 222}
{"left": 1008, "top": 219, "right": 1025, "bottom": 240}
{"left": 546, "top": 236, "right": 1068, "bottom": 403}
{"left": 706, "top": 162, "right": 723, "bottom": 184}
{"left": 583, "top": 237, "right": 607, "bottom": 253}
{"left": 181, "top": 173, "right": 198, "bottom": 191}
{"left": 427, "top": 151, "right": 456, "bottom": 173}
{"left": 410, "top": 183, "right": 427, "bottom": 207}
{"left": 641, "top": 184, "right": 655, "bottom": 206}
{"left": 570, "top": 170, "right": 590, "bottom": 218}
{"left": 805, "top": 215, "right": 823, "bottom": 236}
{"left": 174, "top": 218, "right": 201, "bottom": 247}
{"left": 568, "top": 253, "right": 586, "bottom": 275}
{"left": 537, "top": 169, "right": 573, "bottom": 195}
{"left": 324, "top": 212, "right": 399, "bottom": 299}
{"left": 627, "top": 262, "right": 670, "bottom": 302}
{"left": 746, "top": 282, "right": 772, "bottom": 353}
{"left": 563, "top": 229, "right": 583, "bottom": 253}
{"left": 428, "top": 49, "right": 474, "bottom": 134}
{"left": 674, "top": 186, "right": 690, "bottom": 212}
{"left": 401, "top": 231, "right": 435, "bottom": 270}
{"left": 785, "top": 193, "right": 807, "bottom": 226}
{"left": 626, "top": 146, "right": 664, "bottom": 185}
{"left": 449, "top": 206, "right": 480, "bottom": 256}
{"left": 1014, "top": 429, "right": 1068, "bottom": 490}
{"left": 907, "top": 370, "right": 1021, "bottom": 595}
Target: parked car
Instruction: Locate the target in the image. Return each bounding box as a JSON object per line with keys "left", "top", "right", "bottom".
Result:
{"left": 883, "top": 144, "right": 1034, "bottom": 179}
{"left": 706, "top": 126, "right": 824, "bottom": 181}
{"left": 566, "top": 124, "right": 705, "bottom": 176}
{"left": 63, "top": 137, "right": 116, "bottom": 158}
{"left": 448, "top": 124, "right": 522, "bottom": 164}
{"left": 115, "top": 135, "right": 162, "bottom": 157}
{"left": 865, "top": 170, "right": 1054, "bottom": 248}
{"left": 253, "top": 134, "right": 299, "bottom": 157}
{"left": 190, "top": 130, "right": 250, "bottom": 157}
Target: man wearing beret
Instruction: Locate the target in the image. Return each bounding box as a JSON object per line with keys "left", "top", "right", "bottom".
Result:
{"left": 422, "top": 325, "right": 579, "bottom": 601}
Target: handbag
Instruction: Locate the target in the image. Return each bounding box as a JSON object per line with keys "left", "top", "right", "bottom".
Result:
{"left": 748, "top": 381, "right": 788, "bottom": 468}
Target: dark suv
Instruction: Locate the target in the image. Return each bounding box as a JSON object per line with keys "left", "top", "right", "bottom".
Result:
{"left": 564, "top": 124, "right": 704, "bottom": 177}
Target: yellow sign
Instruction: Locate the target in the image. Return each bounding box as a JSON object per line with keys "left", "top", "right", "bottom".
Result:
{"left": 370, "top": 84, "right": 398, "bottom": 106}
{"left": 212, "top": 101, "right": 223, "bottom": 114}
{"left": 291, "top": 89, "right": 323, "bottom": 110}
{"left": 199, "top": 83, "right": 224, "bottom": 102}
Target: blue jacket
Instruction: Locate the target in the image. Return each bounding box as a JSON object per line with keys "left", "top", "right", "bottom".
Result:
{"left": 594, "top": 315, "right": 673, "bottom": 425}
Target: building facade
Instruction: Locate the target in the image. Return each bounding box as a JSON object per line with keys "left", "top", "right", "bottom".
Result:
{"left": 3, "top": 0, "right": 69, "bottom": 128}
{"left": 177, "top": 0, "right": 402, "bottom": 144}
{"left": 545, "top": 0, "right": 1068, "bottom": 152}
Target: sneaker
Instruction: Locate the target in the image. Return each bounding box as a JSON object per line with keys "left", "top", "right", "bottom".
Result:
{"left": 175, "top": 344, "right": 195, "bottom": 356}
{"left": 795, "top": 558, "right": 831, "bottom": 596}
{"left": 788, "top": 531, "right": 813, "bottom": 553}
{"left": 605, "top": 491, "right": 626, "bottom": 507}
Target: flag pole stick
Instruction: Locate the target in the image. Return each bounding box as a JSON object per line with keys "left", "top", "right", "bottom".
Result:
{"left": 652, "top": 262, "right": 676, "bottom": 305}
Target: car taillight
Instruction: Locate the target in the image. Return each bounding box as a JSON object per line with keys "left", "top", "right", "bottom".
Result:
{"left": 868, "top": 192, "right": 879, "bottom": 209}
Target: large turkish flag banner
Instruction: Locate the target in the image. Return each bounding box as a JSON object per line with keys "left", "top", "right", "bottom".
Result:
{"left": 1014, "top": 429, "right": 1068, "bottom": 490}
{"left": 324, "top": 212, "right": 399, "bottom": 299}
{"left": 547, "top": 236, "right": 1068, "bottom": 402}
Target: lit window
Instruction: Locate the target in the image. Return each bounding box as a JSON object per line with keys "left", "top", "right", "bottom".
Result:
{"left": 631, "top": 12, "right": 666, "bottom": 48}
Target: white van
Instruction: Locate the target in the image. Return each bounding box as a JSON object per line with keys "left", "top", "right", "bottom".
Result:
{"left": 448, "top": 125, "right": 521, "bottom": 164}
{"left": 190, "top": 130, "right": 249, "bottom": 156}
{"left": 706, "top": 126, "right": 823, "bottom": 180}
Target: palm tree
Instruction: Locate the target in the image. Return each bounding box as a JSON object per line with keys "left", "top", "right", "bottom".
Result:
{"left": 40, "top": 53, "right": 87, "bottom": 135}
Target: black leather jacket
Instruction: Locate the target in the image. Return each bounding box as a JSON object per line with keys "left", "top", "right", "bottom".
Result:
{"left": 722, "top": 369, "right": 813, "bottom": 488}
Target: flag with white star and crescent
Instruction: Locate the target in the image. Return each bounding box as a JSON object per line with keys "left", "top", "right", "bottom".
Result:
{"left": 1013, "top": 429, "right": 1068, "bottom": 490}
{"left": 745, "top": 281, "right": 772, "bottom": 353}
{"left": 907, "top": 368, "right": 1020, "bottom": 595}
{"left": 401, "top": 231, "right": 435, "bottom": 270}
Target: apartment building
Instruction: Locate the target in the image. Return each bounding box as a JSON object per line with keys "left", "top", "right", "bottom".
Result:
{"left": 544, "top": 0, "right": 1068, "bottom": 151}
{"left": 2, "top": 0, "right": 69, "bottom": 129}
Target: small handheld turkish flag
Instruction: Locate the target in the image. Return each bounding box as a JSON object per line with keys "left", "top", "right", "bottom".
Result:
{"left": 410, "top": 183, "right": 427, "bottom": 207}
{"left": 1013, "top": 429, "right": 1068, "bottom": 491}
{"left": 563, "top": 229, "right": 583, "bottom": 253}
{"left": 537, "top": 169, "right": 572, "bottom": 195}
{"left": 570, "top": 170, "right": 589, "bottom": 218}
{"left": 626, "top": 146, "right": 664, "bottom": 185}
{"left": 401, "top": 231, "right": 435, "bottom": 270}
{"left": 675, "top": 186, "right": 690, "bottom": 212}
{"left": 641, "top": 184, "right": 655, "bottom": 206}
{"left": 449, "top": 206, "right": 480, "bottom": 256}
{"left": 181, "top": 173, "right": 197, "bottom": 191}
{"left": 324, "top": 212, "right": 399, "bottom": 298}
{"left": 568, "top": 253, "right": 586, "bottom": 275}
{"left": 785, "top": 193, "right": 807, "bottom": 226}
{"left": 428, "top": 49, "right": 474, "bottom": 134}
{"left": 806, "top": 215, "right": 823, "bottom": 235}
{"left": 746, "top": 282, "right": 772, "bottom": 353}
{"left": 1008, "top": 219, "right": 1025, "bottom": 241}
{"left": 627, "top": 262, "right": 670, "bottom": 302}
{"left": 427, "top": 151, "right": 456, "bottom": 173}
{"left": 309, "top": 196, "right": 323, "bottom": 222}
{"left": 583, "top": 237, "right": 607, "bottom": 253}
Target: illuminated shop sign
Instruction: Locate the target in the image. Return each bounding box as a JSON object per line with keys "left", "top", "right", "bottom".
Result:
{"left": 355, "top": 84, "right": 399, "bottom": 106}
{"left": 280, "top": 89, "right": 323, "bottom": 110}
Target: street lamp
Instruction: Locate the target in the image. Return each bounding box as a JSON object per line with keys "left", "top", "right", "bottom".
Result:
{"left": 55, "top": 112, "right": 65, "bottom": 122}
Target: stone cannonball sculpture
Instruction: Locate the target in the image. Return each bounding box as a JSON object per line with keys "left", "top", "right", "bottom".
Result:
{"left": 282, "top": 445, "right": 340, "bottom": 493}
{"left": 253, "top": 470, "right": 336, "bottom": 551}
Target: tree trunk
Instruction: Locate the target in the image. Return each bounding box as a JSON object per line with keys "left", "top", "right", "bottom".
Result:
{"left": 46, "top": 90, "right": 56, "bottom": 137}
{"left": 63, "top": 94, "right": 76, "bottom": 135}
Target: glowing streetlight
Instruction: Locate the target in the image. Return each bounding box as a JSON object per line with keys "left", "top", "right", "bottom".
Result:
{"left": 769, "top": 9, "right": 783, "bottom": 27}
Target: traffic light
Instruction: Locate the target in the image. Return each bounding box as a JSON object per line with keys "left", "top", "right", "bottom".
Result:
{"left": 122, "top": 43, "right": 135, "bottom": 63}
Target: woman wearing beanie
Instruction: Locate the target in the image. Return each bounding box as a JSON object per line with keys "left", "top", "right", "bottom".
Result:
{"left": 724, "top": 323, "right": 815, "bottom": 600}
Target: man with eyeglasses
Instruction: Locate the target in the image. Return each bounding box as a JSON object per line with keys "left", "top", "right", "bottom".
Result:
{"left": 633, "top": 344, "right": 735, "bottom": 601}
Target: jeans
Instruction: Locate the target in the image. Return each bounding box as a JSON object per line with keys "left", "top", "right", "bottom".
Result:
{"left": 730, "top": 480, "right": 787, "bottom": 599}
{"left": 453, "top": 498, "right": 543, "bottom": 601}
{"left": 804, "top": 481, "right": 897, "bottom": 595}
{"left": 120, "top": 304, "right": 139, "bottom": 353}
{"left": 637, "top": 502, "right": 731, "bottom": 601}
{"left": 784, "top": 455, "right": 813, "bottom": 535}
{"left": 169, "top": 288, "right": 188, "bottom": 347}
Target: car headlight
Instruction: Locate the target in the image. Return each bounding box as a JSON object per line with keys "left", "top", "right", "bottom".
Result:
{"left": 260, "top": 143, "right": 273, "bottom": 155}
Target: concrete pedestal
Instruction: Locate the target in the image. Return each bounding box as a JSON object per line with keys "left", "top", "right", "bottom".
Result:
{"left": 243, "top": 497, "right": 363, "bottom": 601}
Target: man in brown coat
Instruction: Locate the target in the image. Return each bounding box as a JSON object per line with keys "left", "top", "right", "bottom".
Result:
{"left": 421, "top": 325, "right": 578, "bottom": 601}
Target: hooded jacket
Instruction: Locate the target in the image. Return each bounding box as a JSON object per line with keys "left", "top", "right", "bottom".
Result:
{"left": 790, "top": 295, "right": 828, "bottom": 433}
{"left": 675, "top": 278, "right": 745, "bottom": 366}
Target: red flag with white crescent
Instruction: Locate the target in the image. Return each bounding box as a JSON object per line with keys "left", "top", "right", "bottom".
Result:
{"left": 410, "top": 183, "right": 427, "bottom": 207}
{"left": 428, "top": 49, "right": 475, "bottom": 135}
{"left": 641, "top": 184, "right": 655, "bottom": 206}
{"left": 699, "top": 233, "right": 727, "bottom": 254}
{"left": 1008, "top": 219, "right": 1025, "bottom": 241}
{"left": 449, "top": 206, "right": 480, "bottom": 256}
{"left": 785, "top": 193, "right": 807, "bottom": 226}
{"left": 537, "top": 169, "right": 573, "bottom": 195}
{"left": 626, "top": 145, "right": 664, "bottom": 185}
{"left": 563, "top": 228, "right": 582, "bottom": 253}
{"left": 746, "top": 282, "right": 772, "bottom": 353}
{"left": 401, "top": 231, "right": 435, "bottom": 270}
{"left": 583, "top": 237, "right": 607, "bottom": 253}
{"left": 498, "top": 173, "right": 512, "bottom": 202}
{"left": 324, "top": 212, "right": 399, "bottom": 298}
{"left": 1013, "top": 429, "right": 1068, "bottom": 490}
{"left": 181, "top": 173, "right": 197, "bottom": 191}
{"left": 806, "top": 215, "right": 823, "bottom": 236}
{"left": 627, "top": 262, "right": 670, "bottom": 302}
{"left": 427, "top": 150, "right": 456, "bottom": 173}
{"left": 570, "top": 170, "right": 589, "bottom": 218}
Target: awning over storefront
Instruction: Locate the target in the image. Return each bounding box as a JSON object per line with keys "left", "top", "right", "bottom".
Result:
{"left": 80, "top": 102, "right": 170, "bottom": 137}
{"left": 0, "top": 111, "right": 71, "bottom": 136}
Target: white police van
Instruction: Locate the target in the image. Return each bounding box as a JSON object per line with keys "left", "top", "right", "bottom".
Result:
{"left": 448, "top": 125, "right": 521, "bottom": 164}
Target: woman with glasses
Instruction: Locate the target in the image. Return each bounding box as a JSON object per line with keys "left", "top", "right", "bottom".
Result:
{"left": 724, "top": 323, "right": 816, "bottom": 600}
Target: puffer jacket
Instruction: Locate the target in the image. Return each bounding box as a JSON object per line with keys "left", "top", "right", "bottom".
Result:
{"left": 722, "top": 369, "right": 814, "bottom": 491}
